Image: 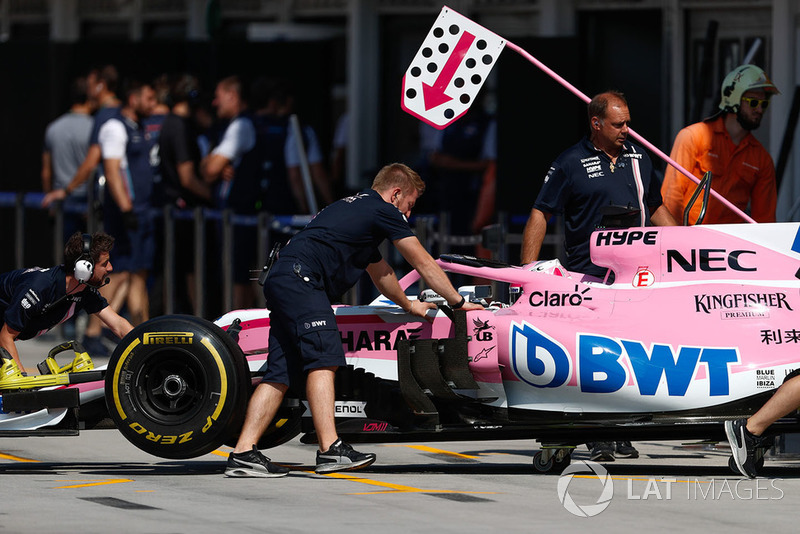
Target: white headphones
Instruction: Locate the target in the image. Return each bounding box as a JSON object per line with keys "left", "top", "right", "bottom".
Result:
{"left": 74, "top": 234, "right": 94, "bottom": 284}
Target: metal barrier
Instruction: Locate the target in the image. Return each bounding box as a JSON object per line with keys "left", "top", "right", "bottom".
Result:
{"left": 0, "top": 192, "right": 563, "bottom": 318}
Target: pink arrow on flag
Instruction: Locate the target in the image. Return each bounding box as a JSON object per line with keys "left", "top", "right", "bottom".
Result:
{"left": 422, "top": 31, "right": 476, "bottom": 110}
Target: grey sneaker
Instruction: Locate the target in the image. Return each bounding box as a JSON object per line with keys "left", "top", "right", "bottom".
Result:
{"left": 315, "top": 439, "right": 376, "bottom": 474}
{"left": 589, "top": 442, "right": 615, "bottom": 462}
{"left": 225, "top": 446, "right": 289, "bottom": 478}
{"left": 725, "top": 419, "right": 760, "bottom": 478}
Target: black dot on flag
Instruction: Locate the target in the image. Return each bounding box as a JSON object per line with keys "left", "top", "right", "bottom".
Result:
{"left": 449, "top": 25, "right": 459, "bottom": 35}
{"left": 477, "top": 39, "right": 487, "bottom": 50}
{"left": 439, "top": 43, "right": 449, "bottom": 54}
{"left": 422, "top": 47, "right": 433, "bottom": 58}
{"left": 444, "top": 108, "right": 455, "bottom": 119}
{"left": 471, "top": 74, "right": 482, "bottom": 85}
{"left": 433, "top": 27, "right": 444, "bottom": 38}
{"left": 406, "top": 89, "right": 417, "bottom": 99}
{"left": 460, "top": 94, "right": 470, "bottom": 104}
{"left": 466, "top": 58, "right": 476, "bottom": 68}
{"left": 482, "top": 54, "right": 493, "bottom": 65}
{"left": 411, "top": 66, "right": 421, "bottom": 77}
{"left": 427, "top": 62, "right": 438, "bottom": 73}
{"left": 454, "top": 77, "right": 465, "bottom": 88}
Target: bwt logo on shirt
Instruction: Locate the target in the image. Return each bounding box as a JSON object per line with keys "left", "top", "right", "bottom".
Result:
{"left": 305, "top": 320, "right": 328, "bottom": 329}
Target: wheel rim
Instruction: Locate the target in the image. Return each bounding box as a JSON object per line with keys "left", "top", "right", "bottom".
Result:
{"left": 130, "top": 348, "right": 210, "bottom": 425}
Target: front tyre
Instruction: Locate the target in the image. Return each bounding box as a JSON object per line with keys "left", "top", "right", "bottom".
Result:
{"left": 105, "top": 315, "right": 249, "bottom": 459}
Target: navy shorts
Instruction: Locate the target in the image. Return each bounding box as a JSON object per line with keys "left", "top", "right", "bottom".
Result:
{"left": 261, "top": 258, "right": 345, "bottom": 387}
{"left": 104, "top": 206, "right": 155, "bottom": 273}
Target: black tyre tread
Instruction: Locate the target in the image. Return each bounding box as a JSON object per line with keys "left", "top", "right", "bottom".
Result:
{"left": 105, "top": 315, "right": 249, "bottom": 459}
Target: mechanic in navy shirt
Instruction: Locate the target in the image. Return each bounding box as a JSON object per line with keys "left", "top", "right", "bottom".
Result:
{"left": 225, "top": 163, "right": 483, "bottom": 478}
{"left": 0, "top": 232, "right": 133, "bottom": 371}
{"left": 521, "top": 91, "right": 676, "bottom": 278}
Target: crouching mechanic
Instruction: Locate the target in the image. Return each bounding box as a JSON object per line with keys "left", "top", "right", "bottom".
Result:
{"left": 226, "top": 162, "right": 484, "bottom": 477}
{"left": 0, "top": 231, "right": 133, "bottom": 373}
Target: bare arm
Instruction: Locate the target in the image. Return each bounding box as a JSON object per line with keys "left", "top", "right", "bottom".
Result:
{"left": 366, "top": 260, "right": 436, "bottom": 319}
{"left": 393, "top": 236, "right": 483, "bottom": 311}
{"left": 650, "top": 204, "right": 678, "bottom": 226}
{"left": 96, "top": 306, "right": 134, "bottom": 339}
{"left": 177, "top": 160, "right": 211, "bottom": 201}
{"left": 521, "top": 208, "right": 549, "bottom": 264}
{"left": 201, "top": 153, "right": 231, "bottom": 184}
{"left": 103, "top": 158, "right": 133, "bottom": 212}
{"left": 287, "top": 166, "right": 309, "bottom": 213}
{"left": 0, "top": 324, "right": 23, "bottom": 369}
{"left": 310, "top": 162, "right": 335, "bottom": 206}
{"left": 43, "top": 144, "right": 102, "bottom": 207}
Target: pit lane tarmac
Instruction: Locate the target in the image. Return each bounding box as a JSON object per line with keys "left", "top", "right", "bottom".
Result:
{"left": 3, "top": 339, "right": 800, "bottom": 533}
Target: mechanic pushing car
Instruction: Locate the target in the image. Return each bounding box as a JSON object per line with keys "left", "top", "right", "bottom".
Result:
{"left": 0, "top": 232, "right": 133, "bottom": 380}
{"left": 225, "top": 162, "right": 484, "bottom": 477}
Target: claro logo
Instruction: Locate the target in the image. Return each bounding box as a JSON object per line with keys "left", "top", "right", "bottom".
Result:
{"left": 666, "top": 249, "right": 756, "bottom": 273}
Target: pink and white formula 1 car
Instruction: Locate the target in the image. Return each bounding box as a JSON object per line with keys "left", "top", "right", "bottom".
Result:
{"left": 3, "top": 223, "right": 800, "bottom": 472}
{"left": 210, "top": 222, "right": 800, "bottom": 472}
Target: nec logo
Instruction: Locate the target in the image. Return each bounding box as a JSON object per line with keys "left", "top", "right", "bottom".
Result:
{"left": 666, "top": 249, "right": 756, "bottom": 273}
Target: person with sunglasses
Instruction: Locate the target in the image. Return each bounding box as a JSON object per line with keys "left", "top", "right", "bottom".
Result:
{"left": 662, "top": 64, "right": 779, "bottom": 224}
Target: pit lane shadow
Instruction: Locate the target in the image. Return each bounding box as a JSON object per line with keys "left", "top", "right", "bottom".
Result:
{"left": 0, "top": 461, "right": 227, "bottom": 476}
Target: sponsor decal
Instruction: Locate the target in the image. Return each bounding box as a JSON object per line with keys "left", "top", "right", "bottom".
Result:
{"left": 721, "top": 309, "right": 769, "bottom": 320}
{"left": 756, "top": 369, "right": 776, "bottom": 389}
{"left": 128, "top": 422, "right": 193, "bottom": 445}
{"left": 760, "top": 329, "right": 800, "bottom": 345}
{"left": 341, "top": 327, "right": 422, "bottom": 352}
{"left": 143, "top": 332, "right": 194, "bottom": 345}
{"left": 510, "top": 321, "right": 737, "bottom": 396}
{"left": 529, "top": 285, "right": 592, "bottom": 307}
{"left": 303, "top": 400, "right": 367, "bottom": 418}
{"left": 20, "top": 298, "right": 31, "bottom": 309}
{"left": 632, "top": 267, "right": 655, "bottom": 287}
{"left": 595, "top": 230, "right": 657, "bottom": 247}
{"left": 694, "top": 292, "right": 792, "bottom": 314}
{"left": 667, "top": 249, "right": 756, "bottom": 273}
{"left": 472, "top": 318, "right": 495, "bottom": 341}
{"left": 472, "top": 347, "right": 493, "bottom": 362}
{"left": 363, "top": 422, "right": 389, "bottom": 432}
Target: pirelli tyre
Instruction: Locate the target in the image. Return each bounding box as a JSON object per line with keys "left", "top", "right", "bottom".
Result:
{"left": 105, "top": 315, "right": 249, "bottom": 459}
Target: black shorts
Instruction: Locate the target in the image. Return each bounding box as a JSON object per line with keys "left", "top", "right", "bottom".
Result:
{"left": 261, "top": 259, "right": 344, "bottom": 387}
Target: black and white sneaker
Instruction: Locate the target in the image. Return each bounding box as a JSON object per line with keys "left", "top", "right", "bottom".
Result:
{"left": 589, "top": 442, "right": 615, "bottom": 462}
{"left": 725, "top": 419, "right": 760, "bottom": 478}
{"left": 315, "top": 439, "right": 376, "bottom": 474}
{"left": 225, "top": 446, "right": 289, "bottom": 478}
{"left": 615, "top": 441, "right": 639, "bottom": 458}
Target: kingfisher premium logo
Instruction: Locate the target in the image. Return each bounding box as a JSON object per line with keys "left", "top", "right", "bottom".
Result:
{"left": 694, "top": 292, "right": 793, "bottom": 314}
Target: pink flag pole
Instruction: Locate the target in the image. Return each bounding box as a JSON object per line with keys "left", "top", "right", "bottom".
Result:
{"left": 504, "top": 41, "right": 756, "bottom": 224}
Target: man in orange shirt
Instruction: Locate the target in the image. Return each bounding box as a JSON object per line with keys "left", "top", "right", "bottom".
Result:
{"left": 661, "top": 65, "right": 779, "bottom": 224}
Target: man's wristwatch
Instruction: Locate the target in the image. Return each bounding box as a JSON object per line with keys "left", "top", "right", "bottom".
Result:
{"left": 451, "top": 296, "right": 466, "bottom": 309}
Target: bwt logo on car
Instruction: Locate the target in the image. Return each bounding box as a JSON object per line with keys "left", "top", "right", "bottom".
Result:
{"left": 509, "top": 321, "right": 738, "bottom": 396}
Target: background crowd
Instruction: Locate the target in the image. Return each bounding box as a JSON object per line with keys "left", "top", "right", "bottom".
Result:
{"left": 36, "top": 64, "right": 498, "bottom": 355}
